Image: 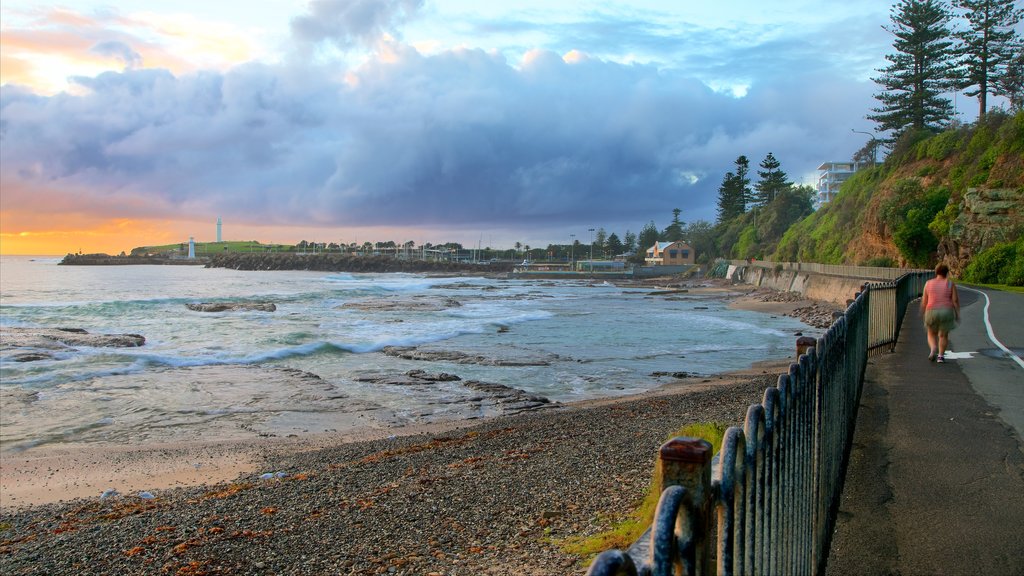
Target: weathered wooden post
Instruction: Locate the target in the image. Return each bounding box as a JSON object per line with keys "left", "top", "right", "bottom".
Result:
{"left": 659, "top": 437, "right": 714, "bottom": 575}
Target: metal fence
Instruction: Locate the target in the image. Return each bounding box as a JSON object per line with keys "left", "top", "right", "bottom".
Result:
{"left": 586, "top": 271, "right": 932, "bottom": 576}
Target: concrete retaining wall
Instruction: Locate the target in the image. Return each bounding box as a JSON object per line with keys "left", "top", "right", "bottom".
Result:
{"left": 729, "top": 266, "right": 873, "bottom": 306}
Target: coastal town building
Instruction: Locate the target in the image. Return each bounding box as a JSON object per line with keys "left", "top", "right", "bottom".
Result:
{"left": 645, "top": 241, "right": 695, "bottom": 266}
{"left": 816, "top": 160, "right": 880, "bottom": 206}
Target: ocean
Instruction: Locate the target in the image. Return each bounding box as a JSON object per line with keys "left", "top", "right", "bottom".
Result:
{"left": 0, "top": 256, "right": 813, "bottom": 452}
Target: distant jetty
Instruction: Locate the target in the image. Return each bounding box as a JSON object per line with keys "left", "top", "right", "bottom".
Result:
{"left": 205, "top": 253, "right": 516, "bottom": 273}
{"left": 59, "top": 253, "right": 208, "bottom": 266}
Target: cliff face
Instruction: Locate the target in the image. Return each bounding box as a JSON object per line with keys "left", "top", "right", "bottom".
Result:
{"left": 940, "top": 187, "right": 1024, "bottom": 272}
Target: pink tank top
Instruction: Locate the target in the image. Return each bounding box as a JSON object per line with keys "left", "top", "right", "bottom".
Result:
{"left": 925, "top": 278, "right": 954, "bottom": 310}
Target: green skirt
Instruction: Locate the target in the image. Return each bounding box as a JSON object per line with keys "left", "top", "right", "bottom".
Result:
{"left": 924, "top": 308, "right": 956, "bottom": 333}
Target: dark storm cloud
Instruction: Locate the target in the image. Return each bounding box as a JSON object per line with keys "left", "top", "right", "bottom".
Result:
{"left": 0, "top": 33, "right": 879, "bottom": 236}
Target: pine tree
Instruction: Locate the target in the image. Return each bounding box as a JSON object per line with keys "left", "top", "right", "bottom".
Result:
{"left": 734, "top": 155, "right": 752, "bottom": 211}
{"left": 716, "top": 172, "right": 742, "bottom": 223}
{"left": 753, "top": 152, "right": 792, "bottom": 207}
{"left": 869, "top": 0, "right": 957, "bottom": 140}
{"left": 638, "top": 221, "right": 660, "bottom": 254}
{"left": 999, "top": 47, "right": 1024, "bottom": 110}
{"left": 953, "top": 0, "right": 1024, "bottom": 118}
{"left": 663, "top": 208, "right": 685, "bottom": 241}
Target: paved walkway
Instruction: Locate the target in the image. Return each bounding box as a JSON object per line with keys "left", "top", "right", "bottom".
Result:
{"left": 826, "top": 303, "right": 1024, "bottom": 576}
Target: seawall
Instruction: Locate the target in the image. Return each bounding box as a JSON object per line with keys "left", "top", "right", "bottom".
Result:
{"left": 726, "top": 265, "right": 883, "bottom": 306}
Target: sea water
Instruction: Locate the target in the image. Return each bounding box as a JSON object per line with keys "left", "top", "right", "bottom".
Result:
{"left": 0, "top": 256, "right": 814, "bottom": 451}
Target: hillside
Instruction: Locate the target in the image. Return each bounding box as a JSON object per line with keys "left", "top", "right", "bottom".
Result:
{"left": 771, "top": 110, "right": 1024, "bottom": 276}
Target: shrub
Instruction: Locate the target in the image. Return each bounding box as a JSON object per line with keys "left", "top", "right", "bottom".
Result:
{"left": 963, "top": 242, "right": 1016, "bottom": 284}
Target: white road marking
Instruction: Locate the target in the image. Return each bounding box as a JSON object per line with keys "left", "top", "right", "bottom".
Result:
{"left": 959, "top": 286, "right": 1024, "bottom": 370}
{"left": 942, "top": 351, "right": 975, "bottom": 360}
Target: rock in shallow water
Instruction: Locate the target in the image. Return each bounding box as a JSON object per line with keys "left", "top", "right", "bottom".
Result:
{"left": 0, "top": 327, "right": 146, "bottom": 349}
{"left": 185, "top": 302, "right": 276, "bottom": 312}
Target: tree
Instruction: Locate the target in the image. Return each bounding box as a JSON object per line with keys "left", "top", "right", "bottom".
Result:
{"left": 682, "top": 220, "right": 716, "bottom": 264}
{"left": 606, "top": 233, "right": 624, "bottom": 258}
{"left": 638, "top": 221, "right": 660, "bottom": 254}
{"left": 623, "top": 230, "right": 637, "bottom": 254}
{"left": 753, "top": 152, "right": 792, "bottom": 207}
{"left": 716, "top": 172, "right": 744, "bottom": 223}
{"left": 952, "top": 0, "right": 1024, "bottom": 119}
{"left": 869, "top": 0, "right": 956, "bottom": 140}
{"left": 594, "top": 228, "right": 608, "bottom": 258}
{"left": 662, "top": 208, "right": 685, "bottom": 241}
{"left": 734, "top": 156, "right": 752, "bottom": 211}
{"left": 995, "top": 41, "right": 1024, "bottom": 110}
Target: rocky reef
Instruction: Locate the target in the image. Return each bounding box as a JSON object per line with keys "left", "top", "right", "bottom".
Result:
{"left": 185, "top": 302, "right": 277, "bottom": 312}
{"left": 205, "top": 253, "right": 514, "bottom": 274}
{"left": 1, "top": 327, "right": 146, "bottom": 362}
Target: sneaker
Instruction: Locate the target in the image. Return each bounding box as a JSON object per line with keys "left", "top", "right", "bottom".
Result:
{"left": 936, "top": 355, "right": 945, "bottom": 363}
{"left": 928, "top": 351, "right": 937, "bottom": 362}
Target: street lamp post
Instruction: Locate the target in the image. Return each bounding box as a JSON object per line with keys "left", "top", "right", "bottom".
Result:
{"left": 851, "top": 129, "right": 879, "bottom": 167}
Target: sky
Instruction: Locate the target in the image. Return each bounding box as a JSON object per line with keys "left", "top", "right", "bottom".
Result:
{"left": 0, "top": 0, "right": 992, "bottom": 255}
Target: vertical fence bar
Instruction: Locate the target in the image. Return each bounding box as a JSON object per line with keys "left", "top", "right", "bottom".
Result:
{"left": 716, "top": 427, "right": 746, "bottom": 576}
{"left": 743, "top": 404, "right": 765, "bottom": 575}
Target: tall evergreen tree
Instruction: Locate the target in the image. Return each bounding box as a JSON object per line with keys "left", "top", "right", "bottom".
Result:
{"left": 605, "top": 233, "right": 624, "bottom": 258}
{"left": 623, "top": 230, "right": 637, "bottom": 254}
{"left": 638, "top": 221, "right": 660, "bottom": 254}
{"left": 952, "top": 0, "right": 1024, "bottom": 119}
{"left": 663, "top": 208, "right": 685, "bottom": 241}
{"left": 716, "top": 172, "right": 743, "bottom": 223}
{"left": 734, "top": 155, "right": 752, "bottom": 211}
{"left": 753, "top": 152, "right": 792, "bottom": 207}
{"left": 999, "top": 47, "right": 1024, "bottom": 110}
{"left": 869, "top": 0, "right": 957, "bottom": 140}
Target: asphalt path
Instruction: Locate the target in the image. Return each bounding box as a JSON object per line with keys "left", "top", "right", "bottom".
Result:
{"left": 826, "top": 284, "right": 1024, "bottom": 576}
{"left": 950, "top": 285, "right": 1024, "bottom": 438}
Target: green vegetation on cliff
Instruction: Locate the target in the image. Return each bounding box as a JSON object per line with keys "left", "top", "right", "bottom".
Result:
{"left": 764, "top": 110, "right": 1023, "bottom": 281}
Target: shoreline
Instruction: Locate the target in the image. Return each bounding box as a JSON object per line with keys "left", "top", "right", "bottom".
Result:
{"left": 0, "top": 284, "right": 825, "bottom": 511}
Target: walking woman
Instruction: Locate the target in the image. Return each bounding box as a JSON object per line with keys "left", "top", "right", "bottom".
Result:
{"left": 921, "top": 263, "right": 960, "bottom": 363}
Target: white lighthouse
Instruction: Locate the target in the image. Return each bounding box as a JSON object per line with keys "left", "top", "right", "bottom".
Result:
{"left": 188, "top": 237, "right": 195, "bottom": 259}
{"left": 216, "top": 217, "right": 222, "bottom": 243}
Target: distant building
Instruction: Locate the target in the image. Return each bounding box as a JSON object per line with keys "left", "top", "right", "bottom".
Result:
{"left": 816, "top": 160, "right": 882, "bottom": 206}
{"left": 216, "top": 217, "right": 222, "bottom": 243}
{"left": 645, "top": 241, "right": 695, "bottom": 266}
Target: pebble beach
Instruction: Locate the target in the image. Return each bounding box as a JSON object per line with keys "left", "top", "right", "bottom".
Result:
{"left": 0, "top": 280, "right": 837, "bottom": 575}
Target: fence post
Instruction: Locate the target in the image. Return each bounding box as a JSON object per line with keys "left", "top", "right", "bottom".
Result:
{"left": 660, "top": 438, "right": 714, "bottom": 575}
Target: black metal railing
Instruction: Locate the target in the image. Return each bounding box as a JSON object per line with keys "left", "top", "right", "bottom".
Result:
{"left": 586, "top": 271, "right": 931, "bottom": 576}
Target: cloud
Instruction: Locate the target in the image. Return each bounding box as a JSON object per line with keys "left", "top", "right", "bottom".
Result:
{"left": 90, "top": 40, "right": 143, "bottom": 70}
{"left": 291, "top": 0, "right": 425, "bottom": 51}
{"left": 1, "top": 36, "right": 878, "bottom": 242}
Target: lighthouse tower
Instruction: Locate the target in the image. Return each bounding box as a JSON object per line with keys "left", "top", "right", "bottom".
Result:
{"left": 216, "top": 217, "right": 222, "bottom": 243}
{"left": 188, "top": 237, "right": 195, "bottom": 259}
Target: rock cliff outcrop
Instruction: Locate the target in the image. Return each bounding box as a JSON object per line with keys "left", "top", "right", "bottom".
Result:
{"left": 940, "top": 187, "right": 1024, "bottom": 273}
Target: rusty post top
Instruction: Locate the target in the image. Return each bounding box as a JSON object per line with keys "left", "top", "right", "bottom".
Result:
{"left": 659, "top": 437, "right": 712, "bottom": 464}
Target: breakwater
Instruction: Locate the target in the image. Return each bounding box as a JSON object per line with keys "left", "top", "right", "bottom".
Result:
{"left": 59, "top": 253, "right": 207, "bottom": 265}
{"left": 205, "top": 252, "right": 515, "bottom": 274}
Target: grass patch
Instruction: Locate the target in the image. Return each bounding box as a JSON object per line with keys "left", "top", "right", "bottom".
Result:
{"left": 559, "top": 422, "right": 730, "bottom": 562}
